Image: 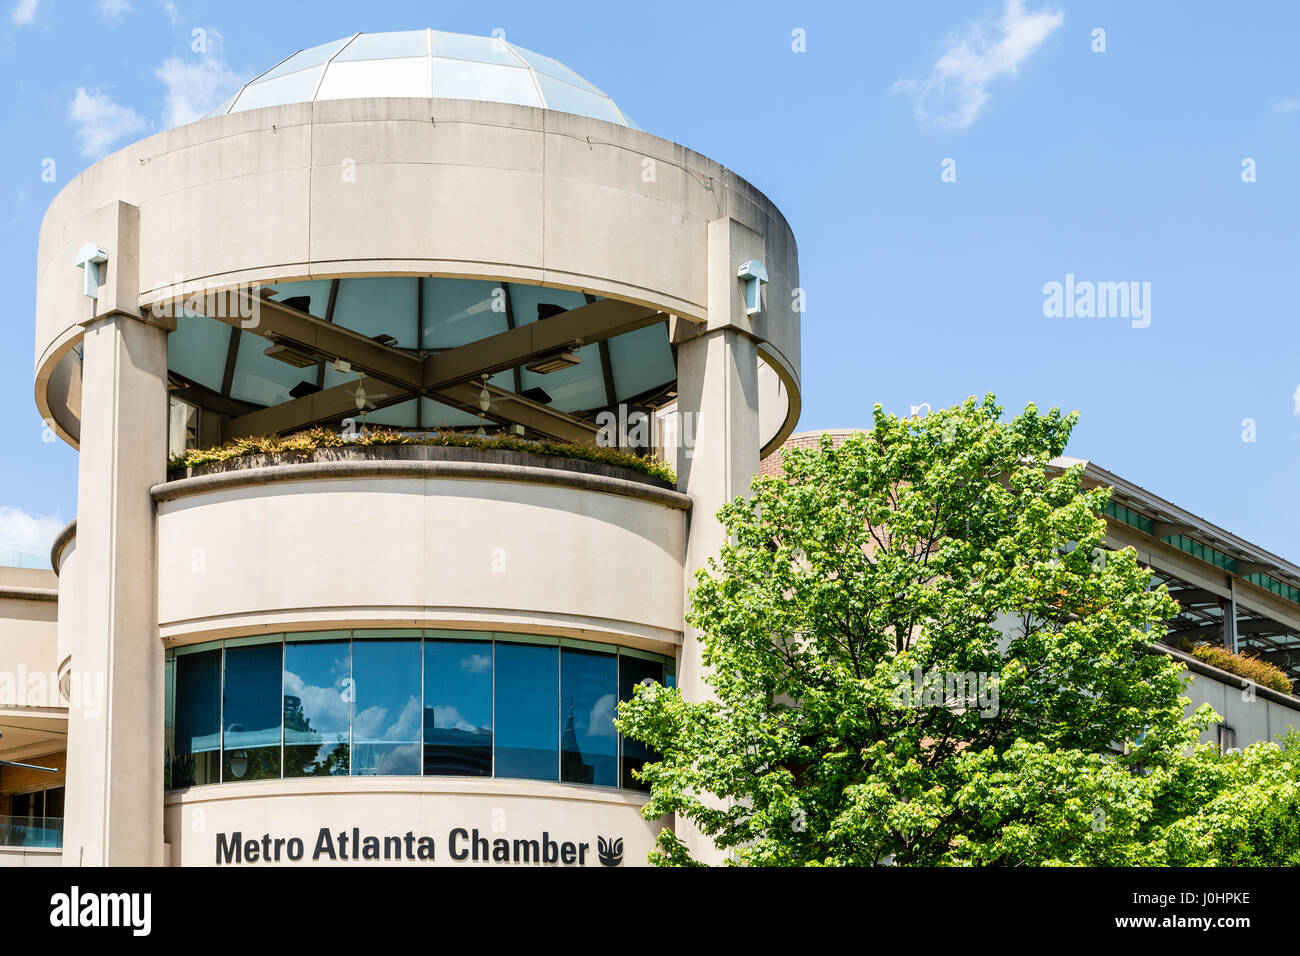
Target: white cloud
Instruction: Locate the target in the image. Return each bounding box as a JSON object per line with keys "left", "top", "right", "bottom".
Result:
{"left": 11, "top": 0, "right": 38, "bottom": 26}
{"left": 161, "top": 0, "right": 177, "bottom": 25}
{"left": 99, "top": 0, "right": 131, "bottom": 20}
{"left": 1274, "top": 97, "right": 1300, "bottom": 113}
{"left": 1293, "top": 383, "right": 1300, "bottom": 416}
{"left": 0, "top": 506, "right": 64, "bottom": 554}
{"left": 893, "top": 0, "right": 1063, "bottom": 131}
{"left": 154, "top": 28, "right": 241, "bottom": 128}
{"left": 68, "top": 87, "right": 148, "bottom": 158}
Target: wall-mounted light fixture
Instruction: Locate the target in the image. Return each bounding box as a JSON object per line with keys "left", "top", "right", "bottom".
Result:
{"left": 74, "top": 243, "right": 108, "bottom": 300}
{"left": 737, "top": 259, "right": 768, "bottom": 316}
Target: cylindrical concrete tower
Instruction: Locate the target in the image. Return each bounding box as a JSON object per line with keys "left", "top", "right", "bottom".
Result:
{"left": 35, "top": 29, "right": 800, "bottom": 866}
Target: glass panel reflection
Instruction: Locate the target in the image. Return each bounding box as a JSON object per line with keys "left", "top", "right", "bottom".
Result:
{"left": 619, "top": 652, "right": 673, "bottom": 790}
{"left": 351, "top": 640, "right": 422, "bottom": 775}
{"left": 222, "top": 642, "right": 282, "bottom": 782}
{"left": 170, "top": 630, "right": 673, "bottom": 790}
{"left": 423, "top": 638, "right": 493, "bottom": 775}
{"left": 494, "top": 641, "right": 558, "bottom": 781}
{"left": 284, "top": 639, "right": 351, "bottom": 776}
{"left": 560, "top": 647, "right": 617, "bottom": 787}
{"left": 173, "top": 649, "right": 221, "bottom": 787}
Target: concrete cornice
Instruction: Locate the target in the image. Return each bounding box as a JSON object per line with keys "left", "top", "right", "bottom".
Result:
{"left": 153, "top": 456, "right": 693, "bottom": 511}
{"left": 0, "top": 586, "right": 58, "bottom": 602}
{"left": 51, "top": 518, "right": 77, "bottom": 576}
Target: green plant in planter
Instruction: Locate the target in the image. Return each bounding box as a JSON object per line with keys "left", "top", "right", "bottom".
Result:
{"left": 1191, "top": 644, "right": 1293, "bottom": 695}
{"left": 169, "top": 426, "right": 677, "bottom": 485}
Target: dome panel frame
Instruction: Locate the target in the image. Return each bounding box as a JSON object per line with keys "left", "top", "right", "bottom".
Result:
{"left": 207, "top": 28, "right": 634, "bottom": 127}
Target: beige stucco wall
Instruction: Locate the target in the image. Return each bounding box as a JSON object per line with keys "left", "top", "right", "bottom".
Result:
{"left": 0, "top": 569, "right": 63, "bottom": 739}
{"left": 164, "top": 776, "right": 663, "bottom": 867}
{"left": 0, "top": 569, "right": 59, "bottom": 686}
{"left": 0, "top": 847, "right": 62, "bottom": 867}
{"left": 35, "top": 97, "right": 801, "bottom": 450}
{"left": 155, "top": 470, "right": 686, "bottom": 648}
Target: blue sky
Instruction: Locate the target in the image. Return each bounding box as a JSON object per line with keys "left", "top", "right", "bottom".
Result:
{"left": 0, "top": 0, "right": 1297, "bottom": 561}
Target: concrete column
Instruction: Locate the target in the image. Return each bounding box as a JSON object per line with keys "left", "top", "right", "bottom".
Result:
{"left": 62, "top": 202, "right": 169, "bottom": 866}
{"left": 673, "top": 218, "right": 765, "bottom": 863}
{"left": 676, "top": 328, "right": 760, "bottom": 702}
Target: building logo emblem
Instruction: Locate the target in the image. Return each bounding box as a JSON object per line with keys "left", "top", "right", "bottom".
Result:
{"left": 597, "top": 836, "right": 623, "bottom": 867}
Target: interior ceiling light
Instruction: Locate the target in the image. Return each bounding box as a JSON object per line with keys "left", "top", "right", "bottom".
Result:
{"left": 263, "top": 342, "right": 318, "bottom": 368}
{"left": 525, "top": 350, "right": 581, "bottom": 374}
{"left": 371, "top": 333, "right": 399, "bottom": 347}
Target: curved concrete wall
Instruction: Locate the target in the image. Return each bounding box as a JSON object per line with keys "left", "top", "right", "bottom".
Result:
{"left": 54, "top": 541, "right": 75, "bottom": 688}
{"left": 155, "top": 465, "right": 687, "bottom": 647}
{"left": 0, "top": 568, "right": 60, "bottom": 708}
{"left": 35, "top": 98, "right": 801, "bottom": 444}
{"left": 164, "top": 777, "right": 663, "bottom": 868}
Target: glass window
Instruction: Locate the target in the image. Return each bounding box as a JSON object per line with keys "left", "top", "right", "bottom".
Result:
{"left": 229, "top": 330, "right": 316, "bottom": 407}
{"left": 494, "top": 640, "right": 558, "bottom": 781}
{"left": 619, "top": 650, "right": 674, "bottom": 790}
{"left": 423, "top": 636, "right": 493, "bottom": 776}
{"left": 508, "top": 44, "right": 602, "bottom": 94}
{"left": 519, "top": 342, "right": 607, "bottom": 413}
{"left": 222, "top": 642, "right": 282, "bottom": 782}
{"left": 168, "top": 632, "right": 671, "bottom": 790}
{"left": 317, "top": 58, "right": 431, "bottom": 101}
{"left": 420, "top": 397, "right": 483, "bottom": 428}
{"left": 168, "top": 397, "right": 197, "bottom": 458}
{"left": 535, "top": 73, "right": 624, "bottom": 124}
{"left": 504, "top": 284, "right": 590, "bottom": 327}
{"left": 264, "top": 280, "right": 333, "bottom": 319}
{"left": 432, "top": 31, "right": 523, "bottom": 67}
{"left": 431, "top": 58, "right": 542, "bottom": 108}
{"left": 560, "top": 645, "right": 618, "bottom": 787}
{"left": 366, "top": 398, "right": 419, "bottom": 428}
{"left": 421, "top": 278, "right": 509, "bottom": 349}
{"left": 254, "top": 38, "right": 351, "bottom": 83}
{"left": 334, "top": 30, "right": 428, "bottom": 62}
{"left": 232, "top": 66, "right": 328, "bottom": 113}
{"left": 351, "top": 638, "right": 422, "bottom": 775}
{"left": 172, "top": 648, "right": 221, "bottom": 787}
{"left": 168, "top": 311, "right": 232, "bottom": 393}
{"left": 607, "top": 324, "right": 675, "bottom": 402}
{"left": 331, "top": 277, "right": 419, "bottom": 349}
{"left": 283, "top": 638, "right": 352, "bottom": 777}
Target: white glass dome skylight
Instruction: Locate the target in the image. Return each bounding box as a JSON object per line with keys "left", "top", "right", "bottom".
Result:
{"left": 206, "top": 29, "right": 637, "bottom": 128}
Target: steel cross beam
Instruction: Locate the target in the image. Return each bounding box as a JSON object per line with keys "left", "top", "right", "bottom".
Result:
{"left": 420, "top": 298, "right": 666, "bottom": 393}
{"left": 227, "top": 292, "right": 423, "bottom": 388}
{"left": 430, "top": 382, "right": 598, "bottom": 443}
{"left": 220, "top": 296, "right": 665, "bottom": 442}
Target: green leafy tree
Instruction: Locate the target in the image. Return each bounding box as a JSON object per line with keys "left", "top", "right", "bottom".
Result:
{"left": 617, "top": 395, "right": 1220, "bottom": 865}
{"left": 1156, "top": 729, "right": 1300, "bottom": 866}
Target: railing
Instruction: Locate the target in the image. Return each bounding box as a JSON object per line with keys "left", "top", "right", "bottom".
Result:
{"left": 0, "top": 545, "right": 53, "bottom": 570}
{"left": 0, "top": 815, "right": 63, "bottom": 848}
